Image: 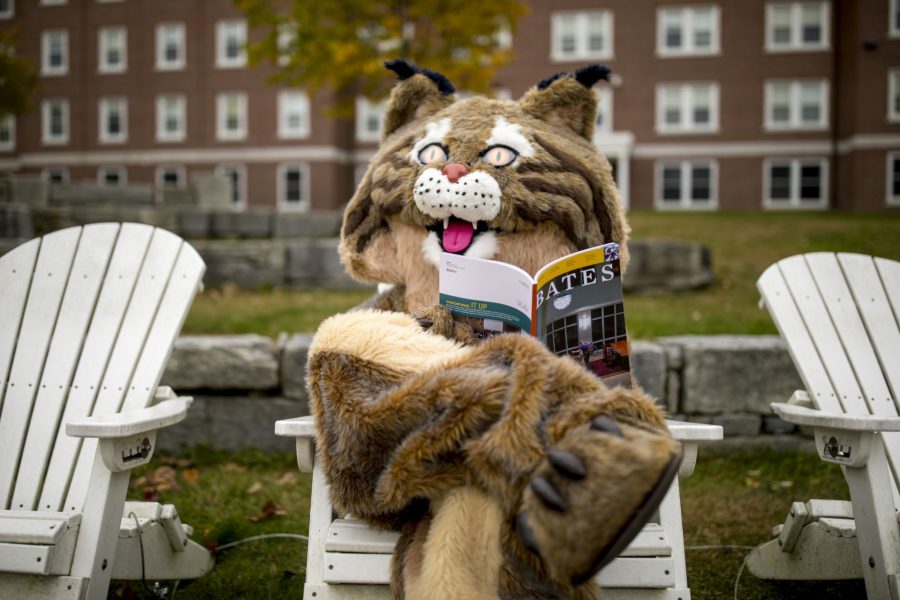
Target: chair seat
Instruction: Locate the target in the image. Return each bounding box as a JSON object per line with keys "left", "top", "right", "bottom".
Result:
{"left": 0, "top": 511, "right": 81, "bottom": 575}
{"left": 323, "top": 518, "right": 675, "bottom": 588}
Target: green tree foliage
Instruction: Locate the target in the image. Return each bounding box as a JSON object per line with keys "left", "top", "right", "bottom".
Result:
{"left": 234, "top": 0, "right": 526, "bottom": 108}
{"left": 0, "top": 28, "right": 37, "bottom": 117}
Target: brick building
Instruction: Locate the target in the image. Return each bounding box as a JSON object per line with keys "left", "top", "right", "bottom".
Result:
{"left": 1, "top": 0, "right": 899, "bottom": 212}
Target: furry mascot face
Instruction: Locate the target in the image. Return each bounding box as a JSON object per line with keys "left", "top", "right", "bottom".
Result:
{"left": 340, "top": 61, "right": 629, "bottom": 312}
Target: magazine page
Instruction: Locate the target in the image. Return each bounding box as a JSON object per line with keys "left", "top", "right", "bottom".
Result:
{"left": 439, "top": 253, "right": 536, "bottom": 339}
{"left": 533, "top": 243, "right": 632, "bottom": 387}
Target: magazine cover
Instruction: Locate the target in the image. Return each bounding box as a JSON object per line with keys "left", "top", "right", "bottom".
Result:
{"left": 438, "top": 243, "right": 631, "bottom": 386}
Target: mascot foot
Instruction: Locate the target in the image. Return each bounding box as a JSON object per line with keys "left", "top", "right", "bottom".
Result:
{"left": 516, "top": 416, "right": 681, "bottom": 586}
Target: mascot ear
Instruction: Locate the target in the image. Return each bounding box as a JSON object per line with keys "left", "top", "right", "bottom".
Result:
{"left": 519, "top": 64, "right": 609, "bottom": 141}
{"left": 381, "top": 59, "right": 456, "bottom": 140}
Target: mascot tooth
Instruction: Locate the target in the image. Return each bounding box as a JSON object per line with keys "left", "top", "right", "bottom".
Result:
{"left": 307, "top": 58, "right": 681, "bottom": 600}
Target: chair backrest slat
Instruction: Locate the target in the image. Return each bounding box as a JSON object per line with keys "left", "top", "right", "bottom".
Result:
{"left": 0, "top": 238, "right": 40, "bottom": 413}
{"left": 11, "top": 224, "right": 120, "bottom": 512}
{"left": 63, "top": 227, "right": 184, "bottom": 513}
{"left": 807, "top": 253, "right": 895, "bottom": 416}
{"left": 0, "top": 228, "right": 82, "bottom": 509}
{"left": 38, "top": 224, "right": 155, "bottom": 512}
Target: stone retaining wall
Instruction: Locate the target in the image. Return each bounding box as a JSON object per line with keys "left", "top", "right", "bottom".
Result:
{"left": 157, "top": 333, "right": 802, "bottom": 453}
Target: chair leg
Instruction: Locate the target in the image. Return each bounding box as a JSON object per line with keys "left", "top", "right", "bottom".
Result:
{"left": 658, "top": 475, "right": 690, "bottom": 597}
{"left": 304, "top": 460, "right": 335, "bottom": 600}
{"left": 844, "top": 434, "right": 900, "bottom": 600}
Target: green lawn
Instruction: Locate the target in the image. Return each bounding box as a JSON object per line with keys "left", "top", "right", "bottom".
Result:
{"left": 181, "top": 212, "right": 900, "bottom": 339}
{"left": 108, "top": 447, "right": 863, "bottom": 600}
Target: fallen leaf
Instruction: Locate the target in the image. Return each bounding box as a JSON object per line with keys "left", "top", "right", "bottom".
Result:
{"left": 248, "top": 499, "right": 286, "bottom": 522}
{"left": 747, "top": 469, "right": 762, "bottom": 477}
{"left": 181, "top": 468, "right": 200, "bottom": 485}
{"left": 247, "top": 481, "right": 263, "bottom": 494}
{"left": 222, "top": 462, "right": 247, "bottom": 473}
{"left": 744, "top": 477, "right": 761, "bottom": 489}
{"left": 275, "top": 472, "right": 297, "bottom": 486}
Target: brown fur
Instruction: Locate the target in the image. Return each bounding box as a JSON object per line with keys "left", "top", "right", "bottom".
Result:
{"left": 308, "top": 66, "right": 677, "bottom": 599}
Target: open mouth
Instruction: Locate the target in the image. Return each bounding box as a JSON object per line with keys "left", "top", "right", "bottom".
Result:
{"left": 427, "top": 217, "right": 492, "bottom": 254}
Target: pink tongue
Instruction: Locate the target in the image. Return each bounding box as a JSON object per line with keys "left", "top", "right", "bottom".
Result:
{"left": 442, "top": 219, "right": 475, "bottom": 253}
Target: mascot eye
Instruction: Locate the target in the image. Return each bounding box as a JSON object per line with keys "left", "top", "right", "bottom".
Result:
{"left": 482, "top": 145, "right": 518, "bottom": 167}
{"left": 418, "top": 144, "right": 448, "bottom": 165}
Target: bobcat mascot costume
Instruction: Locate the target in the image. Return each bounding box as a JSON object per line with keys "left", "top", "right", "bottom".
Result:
{"left": 307, "top": 60, "right": 681, "bottom": 600}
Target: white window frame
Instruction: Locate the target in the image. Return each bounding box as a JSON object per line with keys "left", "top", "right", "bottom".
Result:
{"left": 278, "top": 163, "right": 311, "bottom": 211}
{"left": 216, "top": 92, "right": 248, "bottom": 141}
{"left": 655, "top": 83, "right": 720, "bottom": 134}
{"left": 42, "top": 167, "right": 69, "bottom": 184}
{"left": 886, "top": 152, "right": 900, "bottom": 206}
{"left": 0, "top": 114, "right": 15, "bottom": 151}
{"left": 98, "top": 97, "right": 128, "bottom": 144}
{"left": 41, "top": 98, "right": 69, "bottom": 145}
{"left": 97, "top": 165, "right": 127, "bottom": 186}
{"left": 156, "top": 94, "right": 186, "bottom": 142}
{"left": 764, "top": 79, "right": 829, "bottom": 131}
{"left": 41, "top": 0, "right": 66, "bottom": 5}
{"left": 156, "top": 165, "right": 186, "bottom": 188}
{"left": 762, "top": 158, "right": 829, "bottom": 209}
{"left": 278, "top": 90, "right": 310, "bottom": 139}
{"left": 355, "top": 97, "right": 385, "bottom": 142}
{"left": 656, "top": 5, "right": 720, "bottom": 57}
{"left": 595, "top": 88, "right": 613, "bottom": 134}
{"left": 215, "top": 163, "right": 247, "bottom": 209}
{"left": 892, "top": 0, "right": 900, "bottom": 38}
{"left": 98, "top": 26, "right": 127, "bottom": 74}
{"left": 654, "top": 160, "right": 718, "bottom": 210}
{"left": 277, "top": 23, "right": 295, "bottom": 67}
{"left": 889, "top": 70, "right": 900, "bottom": 123}
{"left": 156, "top": 22, "right": 186, "bottom": 71}
{"left": 765, "top": 2, "right": 830, "bottom": 53}
{"left": 216, "top": 19, "right": 247, "bottom": 69}
{"left": 0, "top": 0, "right": 13, "bottom": 20}
{"left": 550, "top": 10, "right": 614, "bottom": 62}
{"left": 41, "top": 30, "right": 68, "bottom": 76}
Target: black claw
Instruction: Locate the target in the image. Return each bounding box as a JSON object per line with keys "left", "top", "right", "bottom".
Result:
{"left": 530, "top": 475, "right": 568, "bottom": 512}
{"left": 516, "top": 512, "right": 541, "bottom": 556}
{"left": 548, "top": 449, "right": 586, "bottom": 480}
{"left": 416, "top": 318, "right": 433, "bottom": 329}
{"left": 591, "top": 415, "right": 623, "bottom": 437}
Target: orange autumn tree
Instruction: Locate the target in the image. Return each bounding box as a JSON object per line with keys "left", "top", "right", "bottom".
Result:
{"left": 234, "top": 0, "right": 526, "bottom": 110}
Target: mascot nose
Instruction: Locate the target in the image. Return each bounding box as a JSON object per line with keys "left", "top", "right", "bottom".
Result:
{"left": 442, "top": 163, "right": 469, "bottom": 184}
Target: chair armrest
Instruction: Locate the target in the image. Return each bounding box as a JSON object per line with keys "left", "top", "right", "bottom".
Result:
{"left": 276, "top": 416, "right": 316, "bottom": 473}
{"left": 666, "top": 420, "right": 722, "bottom": 478}
{"left": 772, "top": 402, "right": 900, "bottom": 431}
{"left": 66, "top": 397, "right": 192, "bottom": 439}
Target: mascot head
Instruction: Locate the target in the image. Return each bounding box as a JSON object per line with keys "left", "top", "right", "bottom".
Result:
{"left": 339, "top": 60, "right": 629, "bottom": 313}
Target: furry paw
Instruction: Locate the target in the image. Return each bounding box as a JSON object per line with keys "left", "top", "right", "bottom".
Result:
{"left": 413, "top": 304, "right": 477, "bottom": 345}
{"left": 516, "top": 416, "right": 681, "bottom": 586}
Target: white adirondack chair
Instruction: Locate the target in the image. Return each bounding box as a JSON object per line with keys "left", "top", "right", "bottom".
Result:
{"left": 276, "top": 415, "right": 721, "bottom": 600}
{"left": 0, "top": 223, "right": 213, "bottom": 600}
{"left": 748, "top": 253, "right": 900, "bottom": 599}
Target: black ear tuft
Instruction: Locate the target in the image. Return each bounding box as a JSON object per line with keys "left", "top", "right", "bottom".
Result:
{"left": 537, "top": 71, "right": 567, "bottom": 90}
{"left": 384, "top": 59, "right": 455, "bottom": 95}
{"left": 574, "top": 64, "right": 610, "bottom": 88}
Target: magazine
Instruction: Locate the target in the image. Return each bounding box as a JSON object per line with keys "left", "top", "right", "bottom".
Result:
{"left": 438, "top": 243, "right": 631, "bottom": 386}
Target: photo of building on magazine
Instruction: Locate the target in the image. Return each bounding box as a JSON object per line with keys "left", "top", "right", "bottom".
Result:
{"left": 439, "top": 242, "right": 632, "bottom": 387}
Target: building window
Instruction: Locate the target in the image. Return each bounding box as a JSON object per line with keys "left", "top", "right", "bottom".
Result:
{"left": 889, "top": 70, "right": 900, "bottom": 123}
{"left": 764, "top": 158, "right": 828, "bottom": 209}
{"left": 41, "top": 0, "right": 66, "bottom": 4}
{"left": 156, "top": 95, "right": 186, "bottom": 142}
{"left": 766, "top": 2, "right": 829, "bottom": 52}
{"left": 216, "top": 93, "right": 247, "bottom": 141}
{"left": 99, "top": 97, "right": 127, "bottom": 144}
{"left": 156, "top": 165, "right": 186, "bottom": 188}
{"left": 765, "top": 80, "right": 828, "bottom": 130}
{"left": 277, "top": 23, "right": 295, "bottom": 66}
{"left": 355, "top": 97, "right": 385, "bottom": 142}
{"left": 278, "top": 163, "right": 310, "bottom": 211}
{"left": 215, "top": 164, "right": 247, "bottom": 208}
{"left": 887, "top": 153, "right": 900, "bottom": 206}
{"left": 277, "top": 90, "right": 310, "bottom": 139}
{"left": 0, "top": 0, "right": 13, "bottom": 19}
{"left": 42, "top": 98, "right": 69, "bottom": 145}
{"left": 216, "top": 19, "right": 247, "bottom": 68}
{"left": 655, "top": 160, "right": 717, "bottom": 210}
{"left": 42, "top": 168, "right": 69, "bottom": 184}
{"left": 98, "top": 26, "right": 126, "bottom": 73}
{"left": 551, "top": 11, "right": 613, "bottom": 61}
{"left": 0, "top": 115, "right": 15, "bottom": 151}
{"left": 156, "top": 22, "right": 185, "bottom": 71}
{"left": 595, "top": 88, "right": 612, "bottom": 133}
{"left": 657, "top": 6, "right": 720, "bottom": 56}
{"left": 98, "top": 166, "right": 126, "bottom": 187}
{"left": 41, "top": 30, "right": 68, "bottom": 76}
{"left": 656, "top": 83, "right": 719, "bottom": 134}
{"left": 892, "top": 0, "right": 900, "bottom": 38}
